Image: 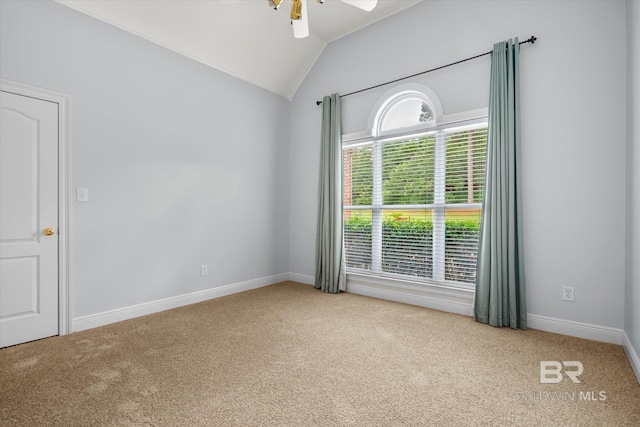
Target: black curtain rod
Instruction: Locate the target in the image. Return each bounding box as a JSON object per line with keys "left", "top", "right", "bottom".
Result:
{"left": 316, "top": 35, "right": 537, "bottom": 105}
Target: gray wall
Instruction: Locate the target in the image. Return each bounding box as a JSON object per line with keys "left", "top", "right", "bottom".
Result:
{"left": 289, "top": 0, "right": 628, "bottom": 329}
{"left": 0, "top": 0, "right": 290, "bottom": 319}
{"left": 626, "top": 0, "right": 640, "bottom": 371}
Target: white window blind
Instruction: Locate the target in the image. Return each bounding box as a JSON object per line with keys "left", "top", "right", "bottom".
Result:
{"left": 343, "top": 122, "right": 487, "bottom": 285}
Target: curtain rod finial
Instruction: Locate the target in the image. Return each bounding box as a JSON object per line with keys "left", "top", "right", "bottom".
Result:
{"left": 316, "top": 100, "right": 323, "bottom": 105}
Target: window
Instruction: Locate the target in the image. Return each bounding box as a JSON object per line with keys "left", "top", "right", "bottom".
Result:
{"left": 343, "top": 90, "right": 487, "bottom": 286}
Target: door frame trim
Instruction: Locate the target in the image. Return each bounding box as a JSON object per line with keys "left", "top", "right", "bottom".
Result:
{"left": 1, "top": 78, "right": 71, "bottom": 336}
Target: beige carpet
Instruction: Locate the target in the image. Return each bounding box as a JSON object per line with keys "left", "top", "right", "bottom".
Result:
{"left": 1, "top": 281, "right": 639, "bottom": 426}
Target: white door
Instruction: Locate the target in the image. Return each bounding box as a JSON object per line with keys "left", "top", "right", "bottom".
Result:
{"left": 0, "top": 91, "right": 59, "bottom": 348}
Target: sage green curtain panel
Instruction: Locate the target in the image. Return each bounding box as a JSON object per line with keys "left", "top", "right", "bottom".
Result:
{"left": 315, "top": 93, "right": 346, "bottom": 293}
{"left": 474, "top": 38, "right": 527, "bottom": 329}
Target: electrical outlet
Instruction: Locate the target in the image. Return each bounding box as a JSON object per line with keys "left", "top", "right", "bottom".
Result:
{"left": 201, "top": 265, "right": 208, "bottom": 276}
{"left": 562, "top": 286, "right": 574, "bottom": 302}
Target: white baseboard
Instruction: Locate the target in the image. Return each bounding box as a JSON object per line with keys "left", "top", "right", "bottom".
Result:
{"left": 623, "top": 332, "right": 640, "bottom": 384}
{"left": 526, "top": 314, "right": 623, "bottom": 345}
{"left": 288, "top": 272, "right": 475, "bottom": 316}
{"left": 72, "top": 273, "right": 289, "bottom": 332}
{"left": 74, "top": 271, "right": 631, "bottom": 358}
{"left": 345, "top": 280, "right": 474, "bottom": 317}
{"left": 294, "top": 272, "right": 626, "bottom": 346}
{"left": 288, "top": 272, "right": 474, "bottom": 317}
{"left": 288, "top": 273, "right": 314, "bottom": 285}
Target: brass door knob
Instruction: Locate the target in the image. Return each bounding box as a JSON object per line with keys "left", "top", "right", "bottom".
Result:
{"left": 43, "top": 227, "right": 55, "bottom": 236}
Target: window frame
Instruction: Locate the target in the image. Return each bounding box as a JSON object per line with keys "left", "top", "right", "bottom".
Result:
{"left": 343, "top": 86, "right": 487, "bottom": 292}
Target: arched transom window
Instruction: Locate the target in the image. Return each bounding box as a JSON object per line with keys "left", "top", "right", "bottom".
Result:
{"left": 343, "top": 86, "right": 488, "bottom": 287}
{"left": 377, "top": 92, "right": 436, "bottom": 133}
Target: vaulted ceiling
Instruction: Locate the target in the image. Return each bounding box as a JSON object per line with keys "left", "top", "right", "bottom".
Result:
{"left": 55, "top": 0, "right": 423, "bottom": 99}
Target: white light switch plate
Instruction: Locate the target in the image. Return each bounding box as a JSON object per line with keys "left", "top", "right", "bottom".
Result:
{"left": 76, "top": 187, "right": 89, "bottom": 202}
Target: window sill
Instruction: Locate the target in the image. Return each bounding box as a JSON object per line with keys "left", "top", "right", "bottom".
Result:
{"left": 345, "top": 271, "right": 475, "bottom": 317}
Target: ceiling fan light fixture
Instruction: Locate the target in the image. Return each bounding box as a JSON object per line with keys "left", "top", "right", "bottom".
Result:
{"left": 290, "top": 0, "right": 303, "bottom": 20}
{"left": 272, "top": 0, "right": 377, "bottom": 39}
{"left": 268, "top": 0, "right": 284, "bottom": 10}
{"left": 292, "top": 0, "right": 309, "bottom": 38}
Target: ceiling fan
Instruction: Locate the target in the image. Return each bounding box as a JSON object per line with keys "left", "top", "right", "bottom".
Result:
{"left": 268, "top": 0, "right": 378, "bottom": 38}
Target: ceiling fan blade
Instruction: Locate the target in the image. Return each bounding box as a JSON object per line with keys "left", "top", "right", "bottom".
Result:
{"left": 292, "top": 0, "right": 309, "bottom": 38}
{"left": 340, "top": 0, "right": 377, "bottom": 12}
